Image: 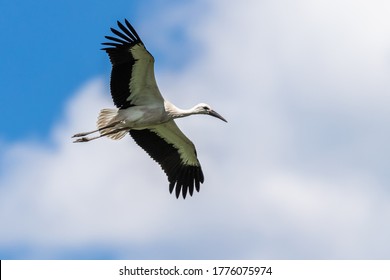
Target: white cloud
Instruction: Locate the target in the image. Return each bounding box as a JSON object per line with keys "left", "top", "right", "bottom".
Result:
{"left": 1, "top": 0, "right": 390, "bottom": 259}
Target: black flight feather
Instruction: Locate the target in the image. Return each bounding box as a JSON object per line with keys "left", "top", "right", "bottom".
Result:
{"left": 129, "top": 129, "right": 204, "bottom": 199}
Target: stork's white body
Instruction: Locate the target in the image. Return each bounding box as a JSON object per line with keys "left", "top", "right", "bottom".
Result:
{"left": 73, "top": 19, "right": 226, "bottom": 198}
{"left": 116, "top": 104, "right": 168, "bottom": 128}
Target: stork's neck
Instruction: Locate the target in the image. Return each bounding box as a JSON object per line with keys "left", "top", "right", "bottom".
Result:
{"left": 165, "top": 101, "right": 197, "bottom": 119}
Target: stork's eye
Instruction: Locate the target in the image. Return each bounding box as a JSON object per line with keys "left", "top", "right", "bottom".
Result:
{"left": 202, "top": 106, "right": 209, "bottom": 110}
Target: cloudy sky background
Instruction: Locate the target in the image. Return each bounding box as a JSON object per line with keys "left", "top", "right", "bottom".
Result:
{"left": 1, "top": 0, "right": 390, "bottom": 259}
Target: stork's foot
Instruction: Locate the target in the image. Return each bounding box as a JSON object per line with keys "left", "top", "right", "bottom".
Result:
{"left": 73, "top": 137, "right": 91, "bottom": 143}
{"left": 72, "top": 132, "right": 89, "bottom": 138}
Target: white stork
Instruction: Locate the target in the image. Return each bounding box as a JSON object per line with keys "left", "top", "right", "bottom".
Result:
{"left": 72, "top": 19, "right": 227, "bottom": 199}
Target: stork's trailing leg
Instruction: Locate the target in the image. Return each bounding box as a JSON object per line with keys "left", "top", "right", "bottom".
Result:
{"left": 72, "top": 129, "right": 100, "bottom": 138}
{"left": 72, "top": 120, "right": 121, "bottom": 138}
{"left": 73, "top": 127, "right": 129, "bottom": 143}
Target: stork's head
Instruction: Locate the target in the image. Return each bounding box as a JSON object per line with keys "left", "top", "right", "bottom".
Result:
{"left": 194, "top": 103, "right": 227, "bottom": 122}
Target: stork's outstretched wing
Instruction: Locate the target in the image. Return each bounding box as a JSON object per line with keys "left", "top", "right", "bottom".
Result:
{"left": 130, "top": 121, "right": 204, "bottom": 199}
{"left": 102, "top": 19, "right": 164, "bottom": 109}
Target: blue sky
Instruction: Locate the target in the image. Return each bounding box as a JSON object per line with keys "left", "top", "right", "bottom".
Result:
{"left": 1, "top": 0, "right": 390, "bottom": 260}
{"left": 1, "top": 0, "right": 126, "bottom": 140}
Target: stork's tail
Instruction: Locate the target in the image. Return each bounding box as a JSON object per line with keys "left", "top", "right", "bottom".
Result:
{"left": 97, "top": 109, "right": 127, "bottom": 140}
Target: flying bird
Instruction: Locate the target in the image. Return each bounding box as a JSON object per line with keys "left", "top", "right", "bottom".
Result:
{"left": 72, "top": 19, "right": 227, "bottom": 199}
